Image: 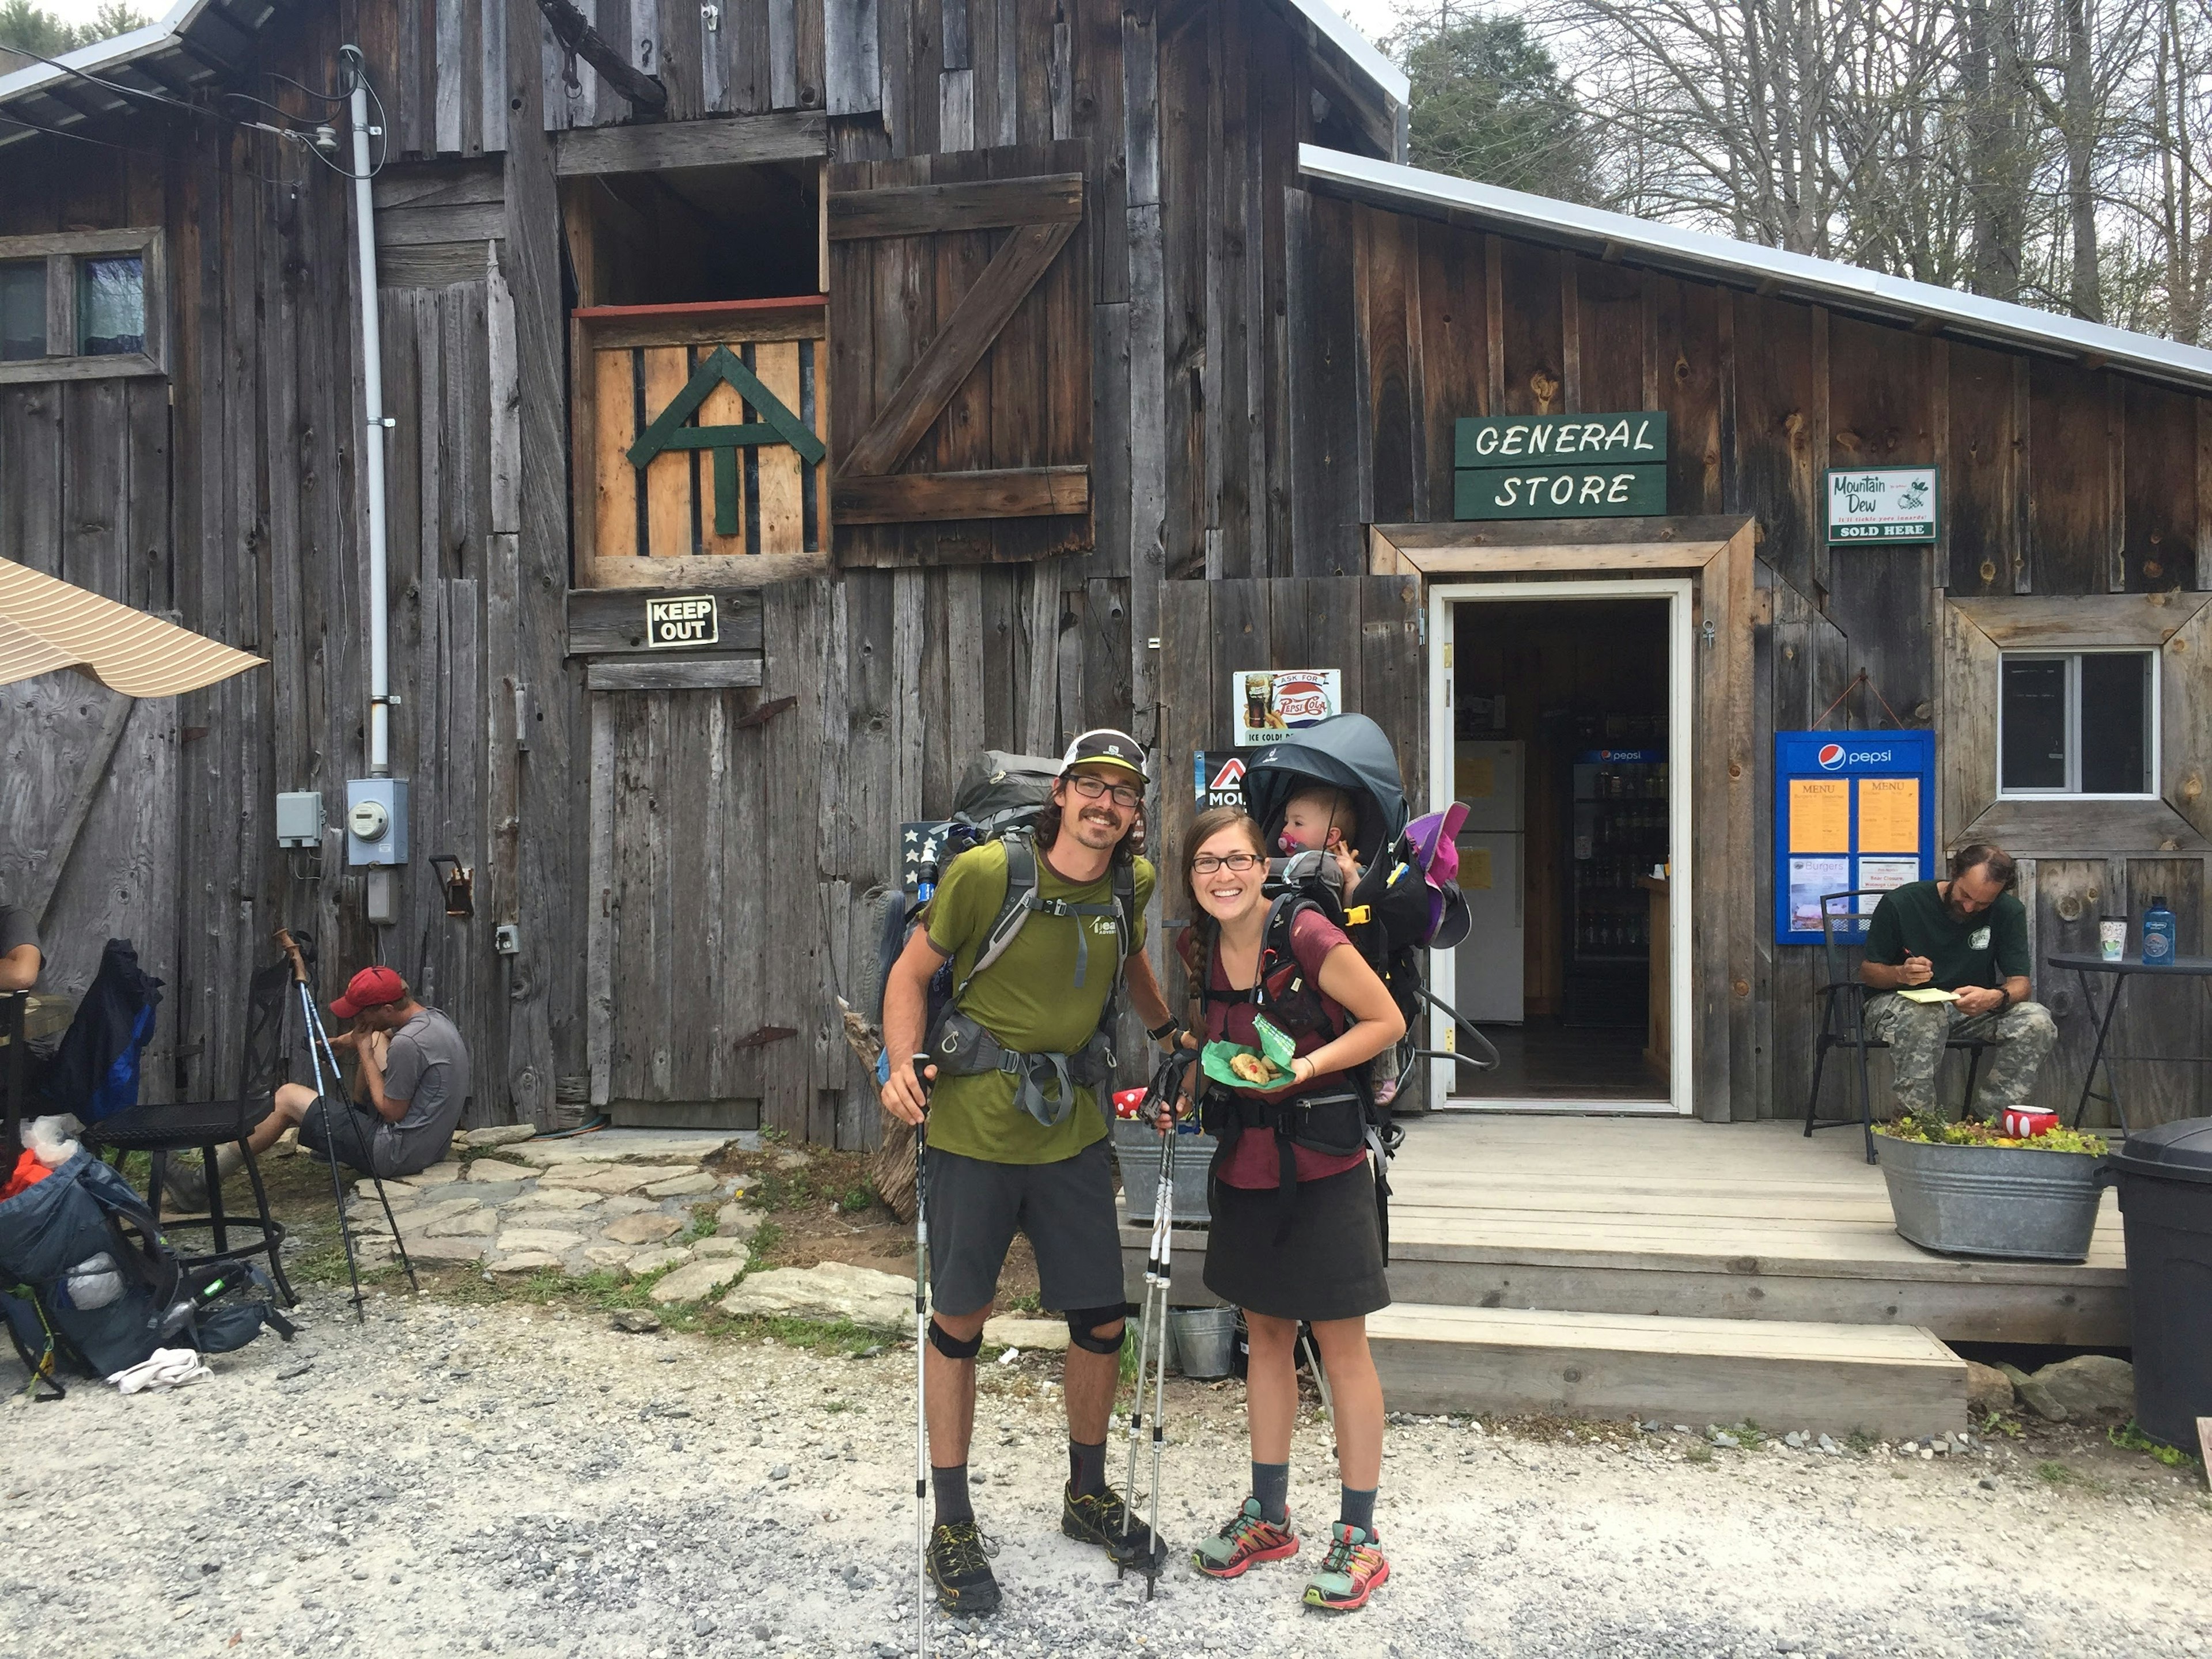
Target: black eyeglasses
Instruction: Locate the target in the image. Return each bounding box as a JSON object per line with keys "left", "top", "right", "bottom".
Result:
{"left": 1068, "top": 774, "right": 1143, "bottom": 809}
{"left": 1190, "top": 851, "right": 1260, "bottom": 874}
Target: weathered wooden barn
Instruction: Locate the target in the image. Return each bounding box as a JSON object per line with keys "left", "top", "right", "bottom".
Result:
{"left": 3, "top": 0, "right": 2207, "bottom": 1164}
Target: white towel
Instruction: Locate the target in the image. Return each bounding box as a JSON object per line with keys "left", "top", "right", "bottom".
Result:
{"left": 107, "top": 1347, "right": 212, "bottom": 1394}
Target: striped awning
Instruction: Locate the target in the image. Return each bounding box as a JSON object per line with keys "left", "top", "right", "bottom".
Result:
{"left": 0, "top": 557, "right": 264, "bottom": 696}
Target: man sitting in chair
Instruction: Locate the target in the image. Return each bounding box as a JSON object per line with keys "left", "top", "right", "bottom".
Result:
{"left": 175, "top": 967, "right": 469, "bottom": 1207}
{"left": 1859, "top": 843, "right": 2057, "bottom": 1123}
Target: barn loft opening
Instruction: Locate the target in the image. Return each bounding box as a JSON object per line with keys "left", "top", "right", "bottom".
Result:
{"left": 562, "top": 161, "right": 820, "bottom": 308}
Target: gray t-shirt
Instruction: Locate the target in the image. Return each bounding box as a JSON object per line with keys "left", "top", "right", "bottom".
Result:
{"left": 0, "top": 905, "right": 37, "bottom": 971}
{"left": 377, "top": 1006, "right": 471, "bottom": 1172}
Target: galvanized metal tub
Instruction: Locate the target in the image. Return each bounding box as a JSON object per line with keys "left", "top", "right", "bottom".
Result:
{"left": 1877, "top": 1134, "right": 2104, "bottom": 1261}
{"left": 1113, "top": 1122, "right": 1216, "bottom": 1228}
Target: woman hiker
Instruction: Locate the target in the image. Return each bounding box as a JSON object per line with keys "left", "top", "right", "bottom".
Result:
{"left": 1174, "top": 805, "right": 1406, "bottom": 1612}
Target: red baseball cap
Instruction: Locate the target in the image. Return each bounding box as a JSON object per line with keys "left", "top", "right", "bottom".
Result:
{"left": 331, "top": 965, "right": 406, "bottom": 1019}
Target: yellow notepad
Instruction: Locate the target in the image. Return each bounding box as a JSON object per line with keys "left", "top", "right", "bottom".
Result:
{"left": 1896, "top": 987, "right": 1959, "bottom": 1004}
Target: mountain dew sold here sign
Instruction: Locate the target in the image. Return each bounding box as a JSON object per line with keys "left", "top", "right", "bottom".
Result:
{"left": 1826, "top": 467, "right": 1939, "bottom": 542}
{"left": 1453, "top": 412, "right": 1668, "bottom": 521}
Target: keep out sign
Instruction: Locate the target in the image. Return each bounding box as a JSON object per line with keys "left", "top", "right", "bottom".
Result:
{"left": 646, "top": 595, "right": 718, "bottom": 647}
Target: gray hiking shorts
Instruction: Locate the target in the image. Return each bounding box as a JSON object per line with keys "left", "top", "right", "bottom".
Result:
{"left": 924, "top": 1138, "right": 1125, "bottom": 1319}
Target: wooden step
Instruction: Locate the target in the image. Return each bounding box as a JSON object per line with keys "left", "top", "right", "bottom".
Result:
{"left": 1365, "top": 1303, "right": 1967, "bottom": 1439}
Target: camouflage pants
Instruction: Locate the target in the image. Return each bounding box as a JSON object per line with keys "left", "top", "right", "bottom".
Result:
{"left": 1862, "top": 993, "right": 2058, "bottom": 1120}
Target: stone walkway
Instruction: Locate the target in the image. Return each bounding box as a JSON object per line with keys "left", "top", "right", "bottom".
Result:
{"left": 349, "top": 1128, "right": 781, "bottom": 1309}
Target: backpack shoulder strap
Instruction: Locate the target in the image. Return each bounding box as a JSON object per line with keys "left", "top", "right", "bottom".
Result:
{"left": 952, "top": 834, "right": 1043, "bottom": 1003}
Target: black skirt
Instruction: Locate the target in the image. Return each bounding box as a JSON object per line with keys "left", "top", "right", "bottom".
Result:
{"left": 1200, "top": 1158, "right": 1389, "bottom": 1323}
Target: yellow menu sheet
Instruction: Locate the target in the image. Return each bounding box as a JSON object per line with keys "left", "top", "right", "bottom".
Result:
{"left": 1788, "top": 778, "right": 1850, "bottom": 853}
{"left": 1857, "top": 776, "right": 1920, "bottom": 853}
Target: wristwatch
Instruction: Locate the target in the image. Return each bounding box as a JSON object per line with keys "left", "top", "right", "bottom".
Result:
{"left": 1147, "top": 1016, "right": 1182, "bottom": 1044}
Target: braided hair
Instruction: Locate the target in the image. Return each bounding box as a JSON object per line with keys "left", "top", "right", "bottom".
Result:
{"left": 1180, "top": 806, "right": 1268, "bottom": 1024}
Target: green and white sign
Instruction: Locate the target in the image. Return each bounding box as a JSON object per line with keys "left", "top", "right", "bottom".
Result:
{"left": 1826, "top": 467, "right": 1939, "bottom": 543}
{"left": 1453, "top": 412, "right": 1668, "bottom": 521}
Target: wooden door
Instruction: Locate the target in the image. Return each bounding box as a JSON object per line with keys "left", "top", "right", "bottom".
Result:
{"left": 585, "top": 685, "right": 797, "bottom": 1125}
{"left": 827, "top": 140, "right": 1093, "bottom": 566}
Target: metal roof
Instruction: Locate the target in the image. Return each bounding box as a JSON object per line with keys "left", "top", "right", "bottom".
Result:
{"left": 1300, "top": 145, "right": 2212, "bottom": 396}
{"left": 1281, "top": 1, "right": 1410, "bottom": 110}
{"left": 0, "top": 0, "right": 287, "bottom": 150}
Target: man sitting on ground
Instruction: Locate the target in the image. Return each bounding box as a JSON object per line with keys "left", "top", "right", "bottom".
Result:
{"left": 1859, "top": 843, "right": 2056, "bottom": 1123}
{"left": 169, "top": 967, "right": 469, "bottom": 1209}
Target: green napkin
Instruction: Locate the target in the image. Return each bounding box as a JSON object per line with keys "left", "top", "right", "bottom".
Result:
{"left": 1201, "top": 1039, "right": 1293, "bottom": 1093}
{"left": 1251, "top": 1014, "right": 1298, "bottom": 1070}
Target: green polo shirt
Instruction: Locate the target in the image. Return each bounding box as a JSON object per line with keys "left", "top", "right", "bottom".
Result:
{"left": 1864, "top": 879, "right": 2030, "bottom": 991}
{"left": 923, "top": 840, "right": 1154, "bottom": 1165}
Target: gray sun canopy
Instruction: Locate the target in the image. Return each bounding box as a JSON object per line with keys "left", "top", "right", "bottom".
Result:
{"left": 1240, "top": 714, "right": 1411, "bottom": 862}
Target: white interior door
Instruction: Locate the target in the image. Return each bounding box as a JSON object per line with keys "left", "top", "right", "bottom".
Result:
{"left": 1426, "top": 579, "right": 1696, "bottom": 1114}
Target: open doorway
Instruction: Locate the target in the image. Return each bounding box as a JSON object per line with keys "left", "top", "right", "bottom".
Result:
{"left": 1427, "top": 581, "right": 1693, "bottom": 1112}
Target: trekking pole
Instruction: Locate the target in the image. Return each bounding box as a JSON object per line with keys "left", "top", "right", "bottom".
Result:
{"left": 276, "top": 930, "right": 365, "bottom": 1319}
{"left": 1119, "top": 1121, "right": 1172, "bottom": 1582}
{"left": 908, "top": 1058, "right": 933, "bottom": 1659}
{"left": 1142, "top": 1115, "right": 1173, "bottom": 1601}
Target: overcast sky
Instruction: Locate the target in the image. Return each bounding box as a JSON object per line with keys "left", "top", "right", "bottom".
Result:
{"left": 39, "top": 0, "right": 1405, "bottom": 59}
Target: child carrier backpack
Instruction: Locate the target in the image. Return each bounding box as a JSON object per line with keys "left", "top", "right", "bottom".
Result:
{"left": 0, "top": 1149, "right": 291, "bottom": 1399}
{"left": 870, "top": 750, "right": 1139, "bottom": 1126}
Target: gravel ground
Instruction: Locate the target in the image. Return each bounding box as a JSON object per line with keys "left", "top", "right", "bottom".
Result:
{"left": 4, "top": 1287, "right": 2209, "bottom": 1659}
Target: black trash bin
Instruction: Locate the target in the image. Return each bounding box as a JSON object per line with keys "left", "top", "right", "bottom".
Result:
{"left": 2108, "top": 1118, "right": 2212, "bottom": 1449}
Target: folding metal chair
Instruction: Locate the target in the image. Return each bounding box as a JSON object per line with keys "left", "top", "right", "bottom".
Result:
{"left": 85, "top": 957, "right": 298, "bottom": 1305}
{"left": 1802, "top": 889, "right": 1986, "bottom": 1164}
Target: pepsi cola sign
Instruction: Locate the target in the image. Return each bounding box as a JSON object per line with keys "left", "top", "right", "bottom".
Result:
{"left": 1817, "top": 743, "right": 1845, "bottom": 771}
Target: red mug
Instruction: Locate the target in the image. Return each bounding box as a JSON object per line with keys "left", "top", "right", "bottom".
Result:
{"left": 2001, "top": 1108, "right": 2059, "bottom": 1139}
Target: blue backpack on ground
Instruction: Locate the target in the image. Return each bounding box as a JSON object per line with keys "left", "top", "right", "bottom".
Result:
{"left": 0, "top": 1149, "right": 290, "bottom": 1399}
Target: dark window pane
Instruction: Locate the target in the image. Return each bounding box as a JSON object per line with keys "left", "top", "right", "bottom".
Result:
{"left": 2080, "top": 653, "right": 2150, "bottom": 794}
{"left": 2001, "top": 657, "right": 2067, "bottom": 790}
{"left": 77, "top": 255, "right": 143, "bottom": 355}
{"left": 0, "top": 262, "right": 43, "bottom": 361}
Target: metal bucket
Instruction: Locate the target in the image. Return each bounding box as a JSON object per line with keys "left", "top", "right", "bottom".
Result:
{"left": 1113, "top": 1122, "right": 1215, "bottom": 1227}
{"left": 1169, "top": 1306, "right": 1239, "bottom": 1379}
{"left": 1877, "top": 1134, "right": 2105, "bottom": 1261}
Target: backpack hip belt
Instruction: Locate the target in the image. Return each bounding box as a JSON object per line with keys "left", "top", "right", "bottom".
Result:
{"left": 929, "top": 1009, "right": 1119, "bottom": 1129}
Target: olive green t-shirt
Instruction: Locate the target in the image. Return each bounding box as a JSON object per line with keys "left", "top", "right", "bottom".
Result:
{"left": 1864, "top": 879, "right": 2031, "bottom": 991}
{"left": 923, "top": 840, "right": 1156, "bottom": 1165}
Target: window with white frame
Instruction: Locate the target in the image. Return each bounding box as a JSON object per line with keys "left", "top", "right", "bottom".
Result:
{"left": 0, "top": 228, "right": 164, "bottom": 383}
{"left": 1998, "top": 650, "right": 2158, "bottom": 797}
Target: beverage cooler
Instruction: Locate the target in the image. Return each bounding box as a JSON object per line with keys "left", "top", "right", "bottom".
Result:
{"left": 1564, "top": 746, "right": 1668, "bottom": 1028}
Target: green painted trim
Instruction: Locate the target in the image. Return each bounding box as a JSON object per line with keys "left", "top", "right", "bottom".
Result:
{"left": 654, "top": 425, "right": 802, "bottom": 449}
{"left": 625, "top": 343, "right": 828, "bottom": 469}
{"left": 713, "top": 445, "right": 741, "bottom": 537}
{"left": 1455, "top": 411, "right": 1668, "bottom": 468}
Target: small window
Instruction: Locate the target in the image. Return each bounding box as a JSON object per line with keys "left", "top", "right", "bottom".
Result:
{"left": 0, "top": 262, "right": 43, "bottom": 361}
{"left": 0, "top": 230, "right": 163, "bottom": 382}
{"left": 1998, "top": 650, "right": 2156, "bottom": 797}
{"left": 77, "top": 255, "right": 144, "bottom": 355}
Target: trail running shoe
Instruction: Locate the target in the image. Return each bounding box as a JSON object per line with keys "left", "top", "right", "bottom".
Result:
{"left": 926, "top": 1520, "right": 1001, "bottom": 1616}
{"left": 1062, "top": 1482, "right": 1166, "bottom": 1573}
{"left": 1193, "top": 1497, "right": 1300, "bottom": 1579}
{"left": 1302, "top": 1522, "right": 1389, "bottom": 1612}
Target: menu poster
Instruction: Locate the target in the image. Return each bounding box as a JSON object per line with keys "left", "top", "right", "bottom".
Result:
{"left": 1857, "top": 856, "right": 1922, "bottom": 912}
{"left": 1789, "top": 857, "right": 1853, "bottom": 933}
{"left": 1788, "top": 778, "right": 1850, "bottom": 853}
{"left": 1858, "top": 777, "right": 1920, "bottom": 853}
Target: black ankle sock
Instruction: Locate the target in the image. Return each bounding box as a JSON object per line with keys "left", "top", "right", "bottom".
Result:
{"left": 1339, "top": 1485, "right": 1377, "bottom": 1536}
{"left": 932, "top": 1464, "right": 973, "bottom": 1527}
{"left": 1068, "top": 1437, "right": 1108, "bottom": 1497}
{"left": 1252, "top": 1460, "right": 1290, "bottom": 1524}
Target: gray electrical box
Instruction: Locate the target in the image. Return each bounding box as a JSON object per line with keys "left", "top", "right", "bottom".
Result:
{"left": 344, "top": 777, "right": 410, "bottom": 867}
{"left": 275, "top": 791, "right": 324, "bottom": 849}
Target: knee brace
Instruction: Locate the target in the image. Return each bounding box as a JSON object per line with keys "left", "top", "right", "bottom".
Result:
{"left": 927, "top": 1319, "right": 983, "bottom": 1361}
{"left": 1066, "top": 1304, "right": 1128, "bottom": 1355}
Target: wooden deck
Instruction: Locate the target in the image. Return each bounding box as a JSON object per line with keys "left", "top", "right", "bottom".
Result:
{"left": 1125, "top": 1115, "right": 2128, "bottom": 1346}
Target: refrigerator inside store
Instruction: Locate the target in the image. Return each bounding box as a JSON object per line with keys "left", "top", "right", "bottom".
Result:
{"left": 1452, "top": 739, "right": 1524, "bottom": 1024}
{"left": 1564, "top": 719, "right": 1668, "bottom": 1029}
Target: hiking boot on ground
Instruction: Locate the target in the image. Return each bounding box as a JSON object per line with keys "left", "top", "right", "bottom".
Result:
{"left": 1192, "top": 1497, "right": 1299, "bottom": 1579}
{"left": 1062, "top": 1482, "right": 1166, "bottom": 1573}
{"left": 1302, "top": 1522, "right": 1389, "bottom": 1612}
{"left": 926, "top": 1520, "right": 1001, "bottom": 1616}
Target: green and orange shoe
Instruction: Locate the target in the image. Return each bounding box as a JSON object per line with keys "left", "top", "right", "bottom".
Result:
{"left": 1192, "top": 1497, "right": 1300, "bottom": 1580}
{"left": 1301, "top": 1522, "right": 1389, "bottom": 1612}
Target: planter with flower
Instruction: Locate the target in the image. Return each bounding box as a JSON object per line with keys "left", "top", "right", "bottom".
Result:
{"left": 1874, "top": 1111, "right": 2108, "bottom": 1261}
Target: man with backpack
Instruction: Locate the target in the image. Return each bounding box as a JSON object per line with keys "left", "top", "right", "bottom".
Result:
{"left": 878, "top": 730, "right": 1185, "bottom": 1616}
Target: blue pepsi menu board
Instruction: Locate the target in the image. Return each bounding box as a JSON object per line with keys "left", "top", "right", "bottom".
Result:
{"left": 1773, "top": 730, "right": 1935, "bottom": 945}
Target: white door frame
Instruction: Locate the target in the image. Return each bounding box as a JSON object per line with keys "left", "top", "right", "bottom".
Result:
{"left": 1427, "top": 577, "right": 1695, "bottom": 1114}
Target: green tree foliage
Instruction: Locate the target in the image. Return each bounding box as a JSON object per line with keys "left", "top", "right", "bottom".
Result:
{"left": 1393, "top": 5, "right": 1597, "bottom": 203}
{"left": 0, "top": 1, "right": 150, "bottom": 58}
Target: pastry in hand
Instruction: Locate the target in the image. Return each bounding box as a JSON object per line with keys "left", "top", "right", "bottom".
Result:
{"left": 1230, "top": 1051, "right": 1279, "bottom": 1085}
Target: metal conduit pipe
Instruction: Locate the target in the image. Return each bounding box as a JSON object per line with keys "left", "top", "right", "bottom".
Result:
{"left": 344, "top": 44, "right": 392, "bottom": 776}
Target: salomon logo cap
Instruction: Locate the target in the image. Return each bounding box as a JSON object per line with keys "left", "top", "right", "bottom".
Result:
{"left": 1060, "top": 728, "right": 1150, "bottom": 783}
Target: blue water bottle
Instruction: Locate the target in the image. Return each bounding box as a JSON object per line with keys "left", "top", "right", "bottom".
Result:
{"left": 2142, "top": 895, "right": 2176, "bottom": 965}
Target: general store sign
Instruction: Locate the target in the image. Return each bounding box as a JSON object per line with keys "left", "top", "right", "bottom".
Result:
{"left": 1826, "top": 467, "right": 1938, "bottom": 543}
{"left": 1454, "top": 412, "right": 1668, "bottom": 521}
